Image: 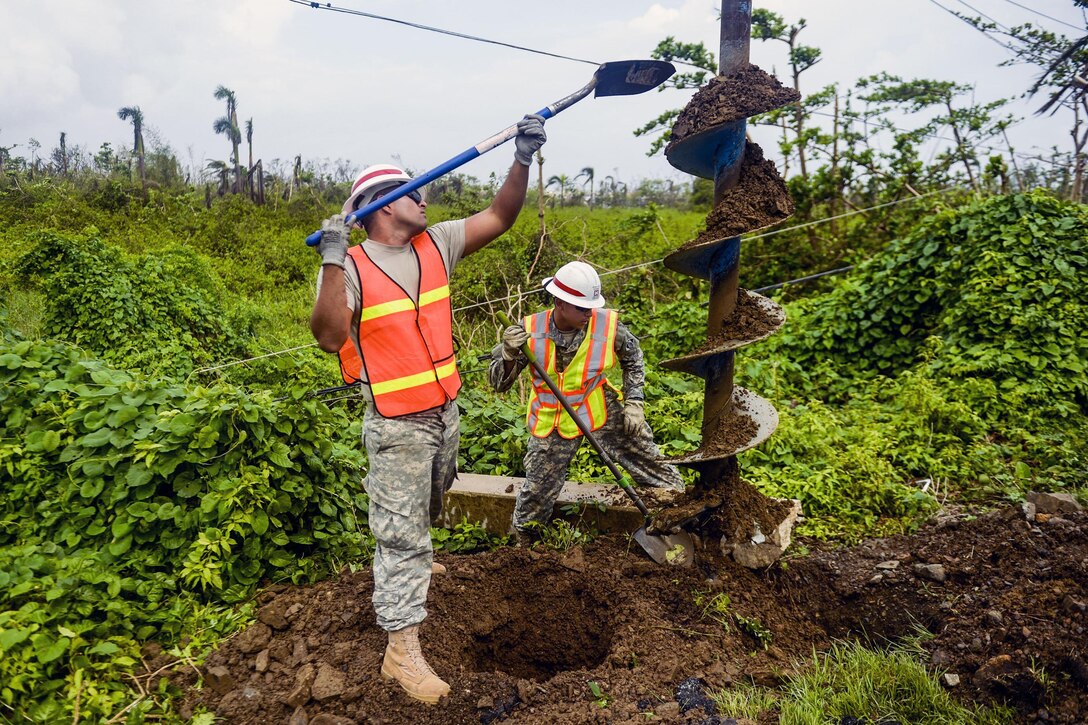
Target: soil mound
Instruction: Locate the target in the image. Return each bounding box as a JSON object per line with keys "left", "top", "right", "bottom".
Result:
{"left": 175, "top": 505, "right": 1087, "bottom": 723}
{"left": 667, "top": 64, "right": 800, "bottom": 146}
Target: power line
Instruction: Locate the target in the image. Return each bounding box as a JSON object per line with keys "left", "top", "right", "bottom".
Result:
{"left": 925, "top": 0, "right": 1019, "bottom": 51}
{"left": 952, "top": 0, "right": 1011, "bottom": 31}
{"left": 994, "top": 0, "right": 1085, "bottom": 32}
{"left": 289, "top": 0, "right": 710, "bottom": 71}
{"left": 196, "top": 187, "right": 958, "bottom": 375}
{"left": 292, "top": 0, "right": 597, "bottom": 66}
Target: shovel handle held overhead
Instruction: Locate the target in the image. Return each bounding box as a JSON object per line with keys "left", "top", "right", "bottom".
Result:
{"left": 497, "top": 312, "right": 651, "bottom": 518}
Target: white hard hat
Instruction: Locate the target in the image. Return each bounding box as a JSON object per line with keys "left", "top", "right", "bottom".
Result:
{"left": 543, "top": 261, "right": 606, "bottom": 309}
{"left": 343, "top": 164, "right": 412, "bottom": 215}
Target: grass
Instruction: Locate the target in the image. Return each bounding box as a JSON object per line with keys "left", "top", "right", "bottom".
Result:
{"left": 711, "top": 638, "right": 1014, "bottom": 725}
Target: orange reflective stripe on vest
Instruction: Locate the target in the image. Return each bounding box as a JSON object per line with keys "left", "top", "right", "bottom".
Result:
{"left": 338, "top": 232, "right": 461, "bottom": 417}
{"left": 525, "top": 308, "right": 618, "bottom": 439}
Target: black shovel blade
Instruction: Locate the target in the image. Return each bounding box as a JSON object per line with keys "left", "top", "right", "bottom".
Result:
{"left": 593, "top": 60, "right": 676, "bottom": 97}
{"left": 633, "top": 526, "right": 695, "bottom": 567}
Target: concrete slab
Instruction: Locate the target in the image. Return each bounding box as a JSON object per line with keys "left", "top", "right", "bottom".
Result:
{"left": 440, "top": 473, "right": 644, "bottom": 536}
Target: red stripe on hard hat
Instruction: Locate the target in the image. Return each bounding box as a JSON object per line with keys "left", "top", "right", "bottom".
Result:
{"left": 552, "top": 278, "right": 587, "bottom": 298}
{"left": 351, "top": 168, "right": 404, "bottom": 194}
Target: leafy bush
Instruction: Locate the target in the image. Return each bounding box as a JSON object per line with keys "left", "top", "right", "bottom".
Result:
{"left": 0, "top": 334, "right": 368, "bottom": 720}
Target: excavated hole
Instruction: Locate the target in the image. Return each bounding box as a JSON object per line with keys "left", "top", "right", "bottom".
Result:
{"left": 462, "top": 572, "right": 614, "bottom": 680}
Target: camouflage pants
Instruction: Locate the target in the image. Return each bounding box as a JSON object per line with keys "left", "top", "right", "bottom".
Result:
{"left": 363, "top": 400, "right": 459, "bottom": 632}
{"left": 514, "top": 396, "right": 683, "bottom": 534}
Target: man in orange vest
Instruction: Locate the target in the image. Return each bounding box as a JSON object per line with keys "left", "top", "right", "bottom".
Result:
{"left": 489, "top": 261, "right": 685, "bottom": 547}
{"left": 308, "top": 114, "right": 546, "bottom": 705}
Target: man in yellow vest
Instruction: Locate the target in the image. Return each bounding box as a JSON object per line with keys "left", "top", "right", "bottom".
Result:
{"left": 308, "top": 115, "right": 546, "bottom": 705}
{"left": 489, "top": 261, "right": 685, "bottom": 547}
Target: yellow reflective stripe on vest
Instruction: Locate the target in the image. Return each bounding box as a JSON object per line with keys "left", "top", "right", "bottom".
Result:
{"left": 360, "top": 297, "right": 416, "bottom": 322}
{"left": 370, "top": 359, "right": 457, "bottom": 395}
{"left": 420, "top": 284, "right": 450, "bottom": 307}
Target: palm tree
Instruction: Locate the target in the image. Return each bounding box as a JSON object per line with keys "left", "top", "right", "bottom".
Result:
{"left": 205, "top": 159, "right": 231, "bottom": 195}
{"left": 575, "top": 166, "right": 595, "bottom": 208}
{"left": 245, "top": 118, "right": 254, "bottom": 170}
{"left": 212, "top": 85, "right": 242, "bottom": 193}
{"left": 117, "top": 105, "right": 146, "bottom": 187}
{"left": 546, "top": 174, "right": 570, "bottom": 207}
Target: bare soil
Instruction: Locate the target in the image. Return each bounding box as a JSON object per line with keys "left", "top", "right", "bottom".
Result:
{"left": 667, "top": 64, "right": 800, "bottom": 146}
{"left": 173, "top": 505, "right": 1088, "bottom": 724}
{"left": 683, "top": 142, "right": 795, "bottom": 245}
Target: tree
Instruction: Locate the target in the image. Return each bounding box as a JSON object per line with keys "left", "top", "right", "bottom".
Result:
{"left": 546, "top": 174, "right": 571, "bottom": 206}
{"left": 633, "top": 37, "right": 717, "bottom": 156}
{"left": 245, "top": 118, "right": 254, "bottom": 171}
{"left": 117, "top": 105, "right": 146, "bottom": 188}
{"left": 212, "top": 85, "right": 242, "bottom": 193}
{"left": 751, "top": 9, "right": 822, "bottom": 181}
{"left": 575, "top": 166, "right": 595, "bottom": 207}
{"left": 857, "top": 73, "right": 1013, "bottom": 191}
{"left": 951, "top": 5, "right": 1088, "bottom": 200}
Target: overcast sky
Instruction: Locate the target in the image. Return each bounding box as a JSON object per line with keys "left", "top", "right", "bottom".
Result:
{"left": 2, "top": 1, "right": 1084, "bottom": 187}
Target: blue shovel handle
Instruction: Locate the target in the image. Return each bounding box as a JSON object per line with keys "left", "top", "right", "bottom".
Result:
{"left": 305, "top": 106, "right": 558, "bottom": 246}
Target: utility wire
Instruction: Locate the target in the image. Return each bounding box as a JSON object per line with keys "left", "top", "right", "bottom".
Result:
{"left": 952, "top": 0, "right": 1011, "bottom": 31}
{"left": 196, "top": 187, "right": 956, "bottom": 375}
{"left": 994, "top": 0, "right": 1085, "bottom": 32}
{"left": 292, "top": 0, "right": 597, "bottom": 65}
{"left": 925, "top": 0, "right": 1019, "bottom": 51}
{"left": 290, "top": 0, "right": 710, "bottom": 70}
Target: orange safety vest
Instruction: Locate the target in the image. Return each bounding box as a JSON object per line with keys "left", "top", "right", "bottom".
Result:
{"left": 524, "top": 308, "right": 619, "bottom": 439}
{"left": 338, "top": 232, "right": 461, "bottom": 417}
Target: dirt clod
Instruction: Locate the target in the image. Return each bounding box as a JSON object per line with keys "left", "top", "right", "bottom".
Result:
{"left": 683, "top": 142, "right": 794, "bottom": 245}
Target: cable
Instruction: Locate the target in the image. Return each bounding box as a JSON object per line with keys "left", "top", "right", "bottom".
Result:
{"left": 191, "top": 342, "right": 318, "bottom": 375}
{"left": 293, "top": 0, "right": 594, "bottom": 66}
{"left": 994, "top": 0, "right": 1084, "bottom": 32}
{"left": 290, "top": 0, "right": 711, "bottom": 71}
{"left": 952, "top": 0, "right": 1011, "bottom": 31}
{"left": 925, "top": 0, "right": 1018, "bottom": 51}
{"left": 196, "top": 187, "right": 958, "bottom": 375}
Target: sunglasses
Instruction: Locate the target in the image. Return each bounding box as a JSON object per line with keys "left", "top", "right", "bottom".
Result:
{"left": 372, "top": 185, "right": 423, "bottom": 205}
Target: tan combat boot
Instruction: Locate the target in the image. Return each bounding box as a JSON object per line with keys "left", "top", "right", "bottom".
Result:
{"left": 380, "top": 625, "right": 450, "bottom": 704}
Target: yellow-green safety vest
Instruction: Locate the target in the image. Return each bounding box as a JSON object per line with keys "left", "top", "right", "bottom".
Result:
{"left": 524, "top": 308, "right": 618, "bottom": 439}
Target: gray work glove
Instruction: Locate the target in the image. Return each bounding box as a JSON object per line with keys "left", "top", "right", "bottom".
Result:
{"left": 513, "top": 114, "right": 547, "bottom": 166}
{"left": 316, "top": 214, "right": 350, "bottom": 268}
{"left": 622, "top": 399, "right": 646, "bottom": 437}
{"left": 501, "top": 324, "right": 529, "bottom": 361}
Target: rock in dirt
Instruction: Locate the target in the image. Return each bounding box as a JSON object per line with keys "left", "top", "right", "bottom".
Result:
{"left": 254, "top": 649, "right": 270, "bottom": 673}
{"left": 913, "top": 563, "right": 947, "bottom": 583}
{"left": 259, "top": 600, "right": 291, "bottom": 630}
{"left": 204, "top": 665, "right": 234, "bottom": 696}
{"left": 311, "top": 663, "right": 345, "bottom": 701}
{"left": 730, "top": 498, "right": 802, "bottom": 569}
{"left": 288, "top": 706, "right": 308, "bottom": 725}
{"left": 1027, "top": 491, "right": 1084, "bottom": 514}
{"left": 943, "top": 672, "right": 961, "bottom": 687}
{"left": 234, "top": 622, "right": 272, "bottom": 654}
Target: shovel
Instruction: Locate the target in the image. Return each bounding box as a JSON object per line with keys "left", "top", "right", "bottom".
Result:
{"left": 497, "top": 312, "right": 694, "bottom": 566}
{"left": 306, "top": 59, "right": 675, "bottom": 245}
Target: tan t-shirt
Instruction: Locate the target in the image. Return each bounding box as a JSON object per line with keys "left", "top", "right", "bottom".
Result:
{"left": 316, "top": 219, "right": 466, "bottom": 395}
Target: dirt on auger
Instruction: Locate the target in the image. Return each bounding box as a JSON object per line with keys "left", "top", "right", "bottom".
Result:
{"left": 667, "top": 64, "right": 800, "bottom": 145}
{"left": 171, "top": 505, "right": 1088, "bottom": 724}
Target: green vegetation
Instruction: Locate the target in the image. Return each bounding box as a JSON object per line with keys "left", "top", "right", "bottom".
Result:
{"left": 1, "top": 172, "right": 1085, "bottom": 720}
{"left": 712, "top": 639, "right": 1014, "bottom": 724}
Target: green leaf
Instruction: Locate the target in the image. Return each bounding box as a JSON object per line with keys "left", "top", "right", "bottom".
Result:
{"left": 88, "top": 641, "right": 121, "bottom": 656}
{"left": 251, "top": 509, "right": 269, "bottom": 535}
